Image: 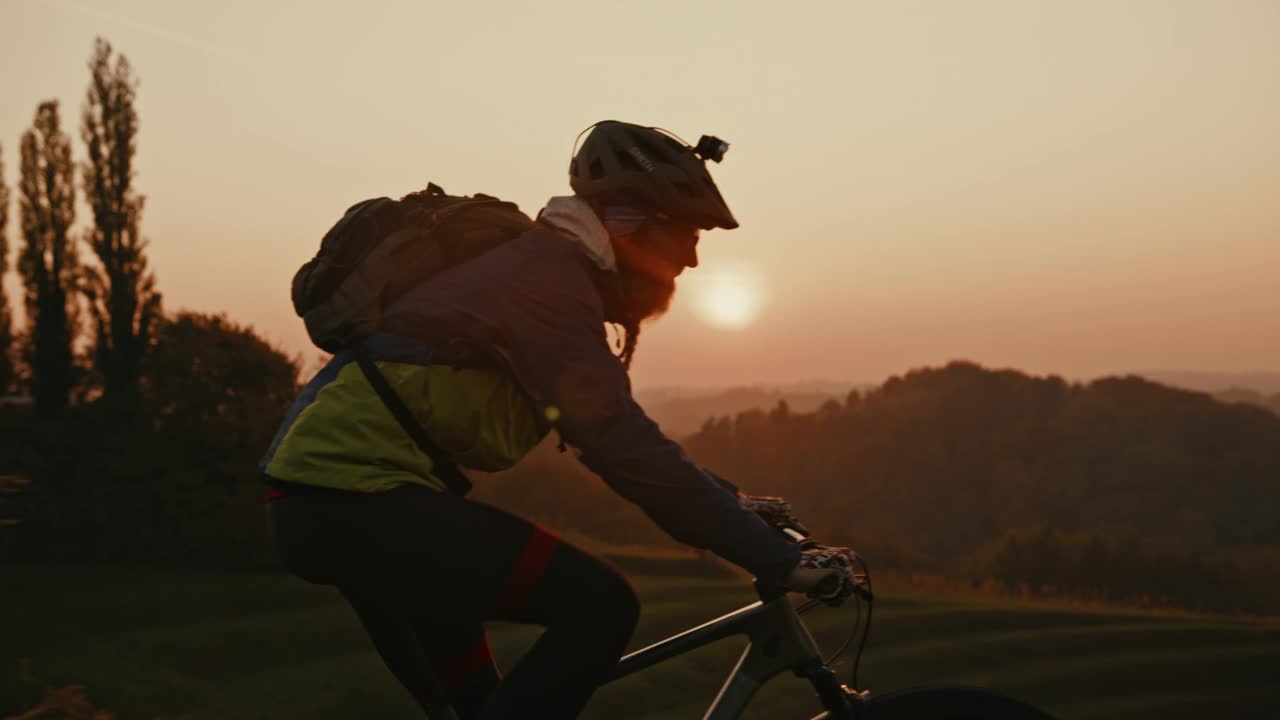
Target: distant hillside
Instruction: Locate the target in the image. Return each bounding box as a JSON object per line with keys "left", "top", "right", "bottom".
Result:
{"left": 635, "top": 382, "right": 857, "bottom": 438}
{"left": 484, "top": 363, "right": 1280, "bottom": 558}
{"left": 1213, "top": 387, "right": 1280, "bottom": 416}
{"left": 685, "top": 362, "right": 1280, "bottom": 552}
{"left": 477, "top": 361, "right": 1280, "bottom": 611}
{"left": 1141, "top": 370, "right": 1280, "bottom": 395}
{"left": 1133, "top": 370, "right": 1280, "bottom": 416}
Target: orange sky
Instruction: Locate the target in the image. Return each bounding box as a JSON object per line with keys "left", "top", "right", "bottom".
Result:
{"left": 2, "top": 0, "right": 1278, "bottom": 388}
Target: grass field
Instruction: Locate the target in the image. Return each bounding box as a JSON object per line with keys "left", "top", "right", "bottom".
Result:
{"left": 3, "top": 565, "right": 1279, "bottom": 719}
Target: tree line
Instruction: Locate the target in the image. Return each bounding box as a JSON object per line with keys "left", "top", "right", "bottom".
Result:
{"left": 679, "top": 361, "right": 1280, "bottom": 613}
{"left": 0, "top": 39, "right": 301, "bottom": 567}
{"left": 683, "top": 361, "right": 1280, "bottom": 557}
{"left": 0, "top": 38, "right": 161, "bottom": 415}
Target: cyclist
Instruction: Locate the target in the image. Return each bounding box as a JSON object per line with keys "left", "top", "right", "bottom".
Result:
{"left": 261, "top": 121, "right": 859, "bottom": 719}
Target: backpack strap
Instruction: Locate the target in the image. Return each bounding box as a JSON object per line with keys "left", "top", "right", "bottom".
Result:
{"left": 352, "top": 346, "right": 473, "bottom": 497}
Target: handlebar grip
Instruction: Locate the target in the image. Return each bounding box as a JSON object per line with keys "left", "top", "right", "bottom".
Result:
{"left": 813, "top": 574, "right": 843, "bottom": 598}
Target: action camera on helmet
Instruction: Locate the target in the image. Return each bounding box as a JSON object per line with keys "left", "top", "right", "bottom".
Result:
{"left": 694, "top": 135, "right": 730, "bottom": 163}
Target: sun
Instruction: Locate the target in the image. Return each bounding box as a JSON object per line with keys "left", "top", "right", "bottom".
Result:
{"left": 691, "top": 268, "right": 766, "bottom": 330}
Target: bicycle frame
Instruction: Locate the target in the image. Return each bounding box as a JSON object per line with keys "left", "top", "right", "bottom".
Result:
{"left": 607, "top": 588, "right": 854, "bottom": 719}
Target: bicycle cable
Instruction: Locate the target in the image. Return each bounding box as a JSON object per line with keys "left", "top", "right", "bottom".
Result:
{"left": 819, "top": 591, "right": 858, "bottom": 666}
{"left": 850, "top": 554, "right": 873, "bottom": 690}
{"left": 806, "top": 553, "right": 874, "bottom": 691}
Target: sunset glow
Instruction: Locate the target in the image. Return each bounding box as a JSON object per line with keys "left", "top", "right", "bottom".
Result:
{"left": 692, "top": 269, "right": 765, "bottom": 330}
{"left": 2, "top": 1, "right": 1279, "bottom": 388}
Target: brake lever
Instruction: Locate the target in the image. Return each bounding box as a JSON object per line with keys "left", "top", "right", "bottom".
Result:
{"left": 850, "top": 582, "right": 874, "bottom": 603}
{"left": 782, "top": 527, "right": 810, "bottom": 544}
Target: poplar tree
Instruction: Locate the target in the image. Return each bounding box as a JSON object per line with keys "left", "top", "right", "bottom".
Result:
{"left": 81, "top": 38, "right": 159, "bottom": 406}
{"left": 0, "top": 144, "right": 14, "bottom": 394}
{"left": 18, "top": 101, "right": 79, "bottom": 419}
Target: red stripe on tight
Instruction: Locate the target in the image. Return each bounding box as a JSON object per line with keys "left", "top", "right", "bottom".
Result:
{"left": 494, "top": 525, "right": 560, "bottom": 615}
{"left": 436, "top": 634, "right": 496, "bottom": 689}
{"left": 264, "top": 488, "right": 288, "bottom": 502}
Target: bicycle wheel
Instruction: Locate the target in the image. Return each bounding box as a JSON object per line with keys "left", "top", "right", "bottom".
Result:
{"left": 808, "top": 686, "right": 1056, "bottom": 720}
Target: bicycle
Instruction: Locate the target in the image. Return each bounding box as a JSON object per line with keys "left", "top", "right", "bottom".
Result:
{"left": 421, "top": 542, "right": 1056, "bottom": 719}
{"left": 603, "top": 557, "right": 1055, "bottom": 719}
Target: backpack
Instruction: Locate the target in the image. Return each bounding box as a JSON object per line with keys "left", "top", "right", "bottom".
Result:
{"left": 291, "top": 182, "right": 535, "bottom": 353}
{"left": 290, "top": 183, "right": 535, "bottom": 497}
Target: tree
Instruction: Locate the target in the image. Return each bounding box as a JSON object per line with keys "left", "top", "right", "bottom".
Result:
{"left": 9, "top": 311, "right": 302, "bottom": 567}
{"left": 134, "top": 311, "right": 301, "bottom": 566}
{"left": 18, "top": 101, "right": 79, "bottom": 419}
{"left": 0, "top": 143, "right": 14, "bottom": 394}
{"left": 143, "top": 312, "right": 300, "bottom": 459}
{"left": 81, "top": 37, "right": 160, "bottom": 407}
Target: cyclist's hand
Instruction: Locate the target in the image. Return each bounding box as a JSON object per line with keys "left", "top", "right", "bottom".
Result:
{"left": 739, "top": 494, "right": 809, "bottom": 535}
{"left": 785, "top": 545, "right": 858, "bottom": 600}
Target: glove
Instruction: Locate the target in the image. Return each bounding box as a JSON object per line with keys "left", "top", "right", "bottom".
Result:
{"left": 739, "top": 494, "right": 809, "bottom": 535}
{"left": 785, "top": 544, "right": 859, "bottom": 600}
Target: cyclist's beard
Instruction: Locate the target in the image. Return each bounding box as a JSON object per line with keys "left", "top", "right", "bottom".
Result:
{"left": 604, "top": 262, "right": 677, "bottom": 327}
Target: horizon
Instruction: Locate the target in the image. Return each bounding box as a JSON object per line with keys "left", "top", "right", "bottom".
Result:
{"left": 634, "top": 366, "right": 1280, "bottom": 397}
{"left": 3, "top": 1, "right": 1278, "bottom": 388}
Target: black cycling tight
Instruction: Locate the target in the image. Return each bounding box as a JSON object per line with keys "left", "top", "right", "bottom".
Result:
{"left": 268, "top": 481, "right": 640, "bottom": 719}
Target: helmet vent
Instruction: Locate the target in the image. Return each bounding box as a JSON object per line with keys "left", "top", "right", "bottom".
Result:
{"left": 589, "top": 158, "right": 604, "bottom": 180}
{"left": 628, "top": 132, "right": 670, "bottom": 164}
{"left": 616, "top": 150, "right": 644, "bottom": 172}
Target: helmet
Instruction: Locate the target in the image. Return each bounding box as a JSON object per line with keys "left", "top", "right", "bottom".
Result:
{"left": 569, "top": 121, "right": 739, "bottom": 230}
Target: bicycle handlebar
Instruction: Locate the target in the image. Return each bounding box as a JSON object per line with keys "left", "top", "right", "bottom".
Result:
{"left": 768, "top": 523, "right": 873, "bottom": 605}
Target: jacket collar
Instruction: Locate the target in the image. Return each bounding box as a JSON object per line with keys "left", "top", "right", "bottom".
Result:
{"left": 536, "top": 196, "right": 617, "bottom": 272}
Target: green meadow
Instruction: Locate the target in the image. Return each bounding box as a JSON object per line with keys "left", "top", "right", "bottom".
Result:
{"left": 4, "top": 565, "right": 1279, "bottom": 719}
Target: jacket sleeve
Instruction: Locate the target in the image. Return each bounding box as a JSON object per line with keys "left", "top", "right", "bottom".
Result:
{"left": 498, "top": 246, "right": 800, "bottom": 584}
